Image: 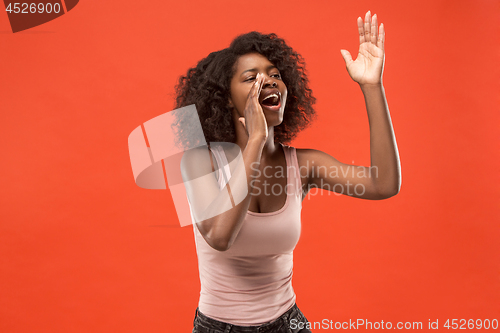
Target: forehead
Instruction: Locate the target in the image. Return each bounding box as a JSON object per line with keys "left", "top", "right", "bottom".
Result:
{"left": 233, "top": 53, "right": 275, "bottom": 73}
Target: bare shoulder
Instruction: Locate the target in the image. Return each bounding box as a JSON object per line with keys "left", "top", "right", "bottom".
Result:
{"left": 295, "top": 148, "right": 315, "bottom": 179}
{"left": 180, "top": 146, "right": 216, "bottom": 180}
{"left": 295, "top": 147, "right": 329, "bottom": 191}
{"left": 216, "top": 142, "right": 241, "bottom": 164}
{"left": 180, "top": 143, "right": 245, "bottom": 180}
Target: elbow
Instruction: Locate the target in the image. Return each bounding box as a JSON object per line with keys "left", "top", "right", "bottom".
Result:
{"left": 207, "top": 234, "right": 233, "bottom": 252}
{"left": 380, "top": 189, "right": 399, "bottom": 199}
{"left": 210, "top": 238, "right": 232, "bottom": 252}
{"left": 377, "top": 184, "right": 400, "bottom": 199}
{"left": 196, "top": 221, "right": 232, "bottom": 252}
{"left": 371, "top": 168, "right": 401, "bottom": 200}
{"left": 198, "top": 218, "right": 236, "bottom": 252}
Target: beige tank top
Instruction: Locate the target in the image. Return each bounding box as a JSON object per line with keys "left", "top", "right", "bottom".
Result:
{"left": 191, "top": 143, "right": 303, "bottom": 325}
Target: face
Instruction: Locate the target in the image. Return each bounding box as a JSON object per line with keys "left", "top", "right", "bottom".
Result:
{"left": 228, "top": 53, "right": 288, "bottom": 127}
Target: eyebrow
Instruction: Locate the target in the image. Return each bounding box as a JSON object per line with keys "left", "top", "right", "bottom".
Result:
{"left": 239, "top": 65, "right": 278, "bottom": 77}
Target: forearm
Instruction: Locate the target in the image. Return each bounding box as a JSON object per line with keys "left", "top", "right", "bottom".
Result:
{"left": 361, "top": 83, "right": 401, "bottom": 196}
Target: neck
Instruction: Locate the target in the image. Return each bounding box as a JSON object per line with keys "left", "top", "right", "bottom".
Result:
{"left": 260, "top": 127, "right": 280, "bottom": 161}
{"left": 234, "top": 124, "right": 280, "bottom": 162}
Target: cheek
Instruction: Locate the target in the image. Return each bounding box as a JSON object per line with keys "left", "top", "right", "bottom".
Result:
{"left": 234, "top": 87, "right": 252, "bottom": 112}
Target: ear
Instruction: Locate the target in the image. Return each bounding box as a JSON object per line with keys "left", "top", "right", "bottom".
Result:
{"left": 228, "top": 98, "right": 234, "bottom": 109}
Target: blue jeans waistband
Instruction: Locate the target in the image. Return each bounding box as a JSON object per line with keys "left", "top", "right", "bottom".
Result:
{"left": 193, "top": 303, "right": 307, "bottom": 333}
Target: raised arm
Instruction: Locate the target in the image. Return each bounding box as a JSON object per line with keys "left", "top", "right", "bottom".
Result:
{"left": 181, "top": 73, "right": 268, "bottom": 251}
{"left": 298, "top": 11, "right": 401, "bottom": 200}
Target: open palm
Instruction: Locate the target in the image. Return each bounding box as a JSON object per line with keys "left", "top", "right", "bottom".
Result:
{"left": 341, "top": 11, "right": 385, "bottom": 85}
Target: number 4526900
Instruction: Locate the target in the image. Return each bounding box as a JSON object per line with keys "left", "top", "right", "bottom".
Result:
{"left": 6, "top": 3, "right": 62, "bottom": 14}
{"left": 444, "top": 319, "right": 498, "bottom": 330}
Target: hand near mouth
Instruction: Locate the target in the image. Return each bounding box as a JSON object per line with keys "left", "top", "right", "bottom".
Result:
{"left": 239, "top": 73, "right": 269, "bottom": 142}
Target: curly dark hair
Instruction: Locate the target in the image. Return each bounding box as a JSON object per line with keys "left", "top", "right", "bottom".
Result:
{"left": 171, "top": 31, "right": 316, "bottom": 149}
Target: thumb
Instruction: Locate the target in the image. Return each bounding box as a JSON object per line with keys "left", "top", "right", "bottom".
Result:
{"left": 239, "top": 117, "right": 246, "bottom": 128}
{"left": 340, "top": 49, "right": 353, "bottom": 65}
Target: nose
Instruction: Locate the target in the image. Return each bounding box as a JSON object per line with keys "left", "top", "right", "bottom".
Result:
{"left": 263, "top": 75, "right": 278, "bottom": 88}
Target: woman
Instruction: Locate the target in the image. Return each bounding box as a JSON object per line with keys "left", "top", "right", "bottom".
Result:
{"left": 174, "top": 11, "right": 400, "bottom": 333}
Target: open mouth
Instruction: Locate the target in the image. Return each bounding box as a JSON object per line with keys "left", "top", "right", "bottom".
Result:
{"left": 260, "top": 91, "right": 281, "bottom": 111}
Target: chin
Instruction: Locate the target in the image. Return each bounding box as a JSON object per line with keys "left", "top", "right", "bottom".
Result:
{"left": 265, "top": 113, "right": 284, "bottom": 127}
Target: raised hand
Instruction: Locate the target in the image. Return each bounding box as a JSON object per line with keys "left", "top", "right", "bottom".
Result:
{"left": 239, "top": 73, "right": 268, "bottom": 141}
{"left": 340, "top": 11, "right": 385, "bottom": 86}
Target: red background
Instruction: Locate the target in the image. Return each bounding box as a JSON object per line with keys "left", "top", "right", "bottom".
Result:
{"left": 1, "top": 0, "right": 498, "bottom": 332}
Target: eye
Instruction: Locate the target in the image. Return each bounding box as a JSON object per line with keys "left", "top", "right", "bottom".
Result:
{"left": 271, "top": 73, "right": 282, "bottom": 79}
{"left": 244, "top": 77, "right": 256, "bottom": 82}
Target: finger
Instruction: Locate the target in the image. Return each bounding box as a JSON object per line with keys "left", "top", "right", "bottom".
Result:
{"left": 364, "top": 11, "right": 371, "bottom": 44}
{"left": 340, "top": 49, "right": 353, "bottom": 66}
{"left": 251, "top": 73, "right": 263, "bottom": 98}
{"left": 378, "top": 23, "right": 385, "bottom": 51}
{"left": 257, "top": 72, "right": 265, "bottom": 97}
{"left": 239, "top": 117, "right": 246, "bottom": 129}
{"left": 371, "top": 14, "right": 378, "bottom": 45}
{"left": 247, "top": 73, "right": 261, "bottom": 101}
{"left": 238, "top": 117, "right": 248, "bottom": 136}
{"left": 357, "top": 17, "right": 365, "bottom": 44}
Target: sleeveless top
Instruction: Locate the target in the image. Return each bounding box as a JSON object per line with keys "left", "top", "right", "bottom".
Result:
{"left": 191, "top": 143, "right": 303, "bottom": 326}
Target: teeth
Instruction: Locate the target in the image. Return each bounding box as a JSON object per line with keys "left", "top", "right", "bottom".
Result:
{"left": 262, "top": 93, "right": 278, "bottom": 101}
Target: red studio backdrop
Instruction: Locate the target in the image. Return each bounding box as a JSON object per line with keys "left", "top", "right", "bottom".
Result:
{"left": 1, "top": 1, "right": 498, "bottom": 332}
